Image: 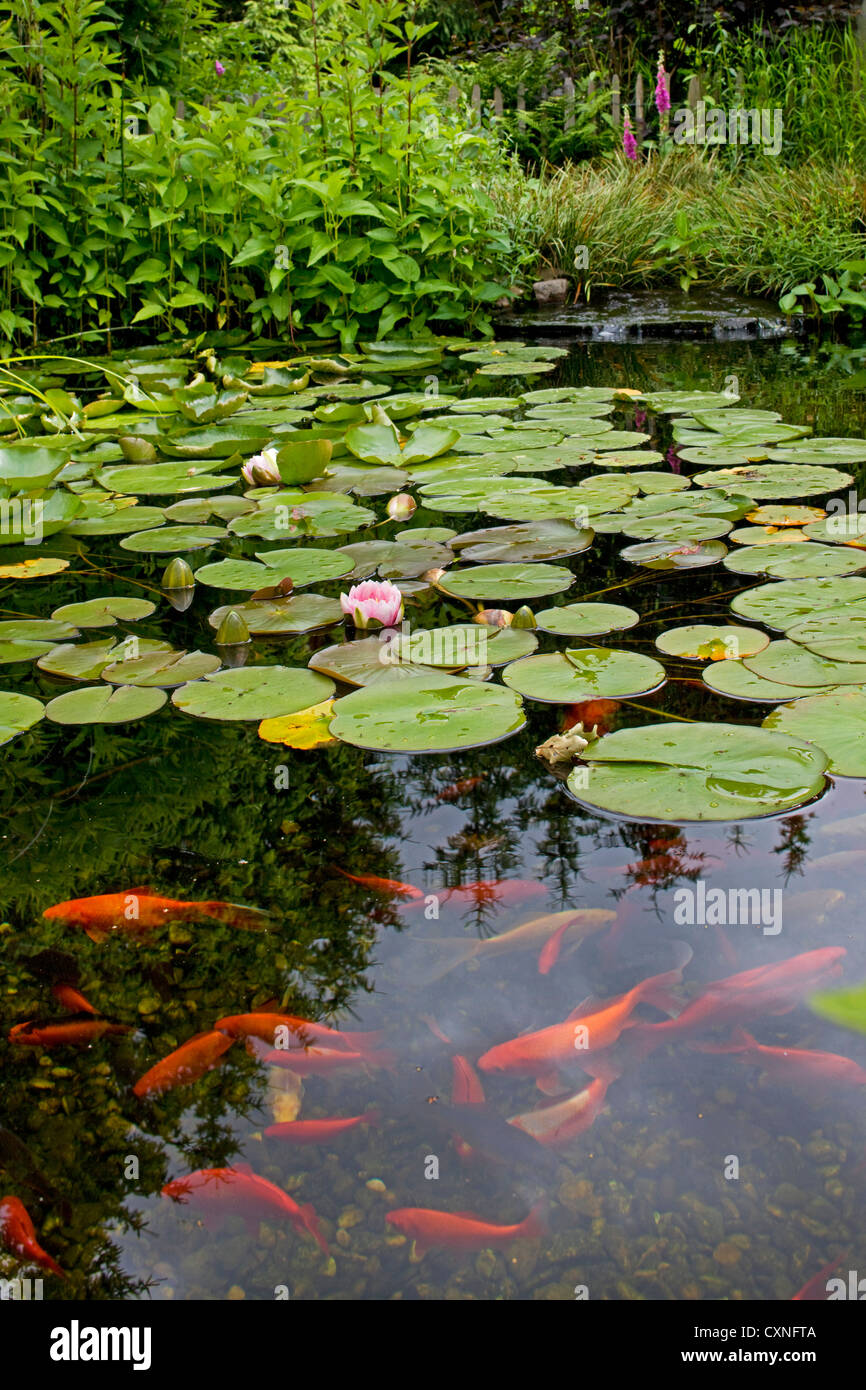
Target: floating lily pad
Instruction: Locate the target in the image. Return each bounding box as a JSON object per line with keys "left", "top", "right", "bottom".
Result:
{"left": 172, "top": 666, "right": 334, "bottom": 721}
{"left": 101, "top": 649, "right": 222, "bottom": 687}
{"left": 730, "top": 577, "right": 866, "bottom": 631}
{"left": 728, "top": 525, "right": 808, "bottom": 546}
{"left": 119, "top": 524, "right": 227, "bottom": 553}
{"left": 229, "top": 492, "right": 375, "bottom": 540}
{"left": 337, "top": 538, "right": 454, "bottom": 581}
{"left": 97, "top": 461, "right": 236, "bottom": 495}
{"left": 38, "top": 638, "right": 172, "bottom": 681}
{"left": 763, "top": 689, "right": 866, "bottom": 776}
{"left": 533, "top": 602, "right": 639, "bottom": 637}
{"left": 258, "top": 700, "right": 337, "bottom": 749}
{"left": 344, "top": 422, "right": 458, "bottom": 466}
{"left": 308, "top": 637, "right": 420, "bottom": 686}
{"left": 0, "top": 690, "right": 45, "bottom": 744}
{"left": 195, "top": 548, "right": 354, "bottom": 591}
{"left": 569, "top": 722, "right": 827, "bottom": 821}
{"left": 438, "top": 562, "right": 575, "bottom": 601}
{"left": 0, "top": 489, "right": 82, "bottom": 544}
{"left": 656, "top": 625, "right": 769, "bottom": 660}
{"left": 643, "top": 391, "right": 738, "bottom": 413}
{"left": 694, "top": 464, "right": 853, "bottom": 499}
{"left": 384, "top": 624, "right": 536, "bottom": 670}
{"left": 329, "top": 671, "right": 525, "bottom": 752}
{"left": 452, "top": 521, "right": 593, "bottom": 563}
{"left": 0, "top": 556, "right": 69, "bottom": 579}
{"left": 207, "top": 594, "right": 343, "bottom": 635}
{"left": 0, "top": 446, "right": 70, "bottom": 489}
{"left": 44, "top": 684, "right": 167, "bottom": 724}
{"left": 164, "top": 497, "right": 253, "bottom": 523}
{"left": 744, "top": 640, "right": 866, "bottom": 688}
{"left": 766, "top": 438, "right": 866, "bottom": 465}
{"left": 786, "top": 613, "right": 866, "bottom": 664}
{"left": 746, "top": 505, "right": 825, "bottom": 526}
{"left": 702, "top": 661, "right": 812, "bottom": 703}
{"left": 723, "top": 541, "right": 866, "bottom": 580}
{"left": 66, "top": 505, "right": 167, "bottom": 536}
{"left": 502, "top": 649, "right": 665, "bottom": 703}
{"left": 802, "top": 514, "right": 866, "bottom": 546}
{"left": 621, "top": 540, "right": 728, "bottom": 569}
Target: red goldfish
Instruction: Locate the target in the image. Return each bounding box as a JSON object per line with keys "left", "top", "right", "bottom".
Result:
{"left": 9, "top": 1017, "right": 131, "bottom": 1047}
{"left": 633, "top": 948, "right": 846, "bottom": 1050}
{"left": 385, "top": 1203, "right": 546, "bottom": 1256}
{"left": 693, "top": 1027, "right": 866, "bottom": 1088}
{"left": 792, "top": 1253, "right": 847, "bottom": 1300}
{"left": 436, "top": 776, "right": 486, "bottom": 801}
{"left": 563, "top": 700, "right": 620, "bottom": 736}
{"left": 510, "top": 1077, "right": 608, "bottom": 1149}
{"left": 43, "top": 891, "right": 271, "bottom": 943}
{"left": 333, "top": 867, "right": 422, "bottom": 899}
{"left": 452, "top": 1055, "right": 485, "bottom": 1106}
{"left": 478, "top": 944, "right": 692, "bottom": 1086}
{"left": 50, "top": 982, "right": 98, "bottom": 1015}
{"left": 133, "top": 1030, "right": 237, "bottom": 1098}
{"left": 538, "top": 919, "right": 573, "bottom": 975}
{"left": 162, "top": 1164, "right": 328, "bottom": 1252}
{"left": 261, "top": 1045, "right": 396, "bottom": 1077}
{"left": 263, "top": 1112, "right": 379, "bottom": 1144}
{"left": 214, "top": 1012, "right": 382, "bottom": 1053}
{"left": 0, "top": 1195, "right": 66, "bottom": 1278}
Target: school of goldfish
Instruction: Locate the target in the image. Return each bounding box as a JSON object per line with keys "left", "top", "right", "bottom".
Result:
{"left": 0, "top": 866, "right": 861, "bottom": 1295}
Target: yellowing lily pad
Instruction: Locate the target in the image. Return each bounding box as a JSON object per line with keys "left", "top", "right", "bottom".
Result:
{"left": 258, "top": 700, "right": 337, "bottom": 749}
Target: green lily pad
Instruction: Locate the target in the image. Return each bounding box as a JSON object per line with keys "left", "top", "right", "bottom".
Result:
{"left": 811, "top": 982, "right": 866, "bottom": 1035}
{"left": 533, "top": 602, "right": 639, "bottom": 637}
{"left": 502, "top": 649, "right": 665, "bottom": 703}
{"left": 329, "top": 671, "right": 525, "bottom": 752}
{"left": 621, "top": 540, "right": 728, "bottom": 569}
{"left": 0, "top": 619, "right": 79, "bottom": 663}
{"left": 802, "top": 513, "right": 866, "bottom": 545}
{"left": 694, "top": 464, "right": 853, "bottom": 499}
{"left": 160, "top": 424, "right": 275, "bottom": 458}
{"left": 438, "top": 562, "right": 575, "bottom": 601}
{"left": 723, "top": 541, "right": 866, "bottom": 580}
{"left": 786, "top": 613, "right": 866, "bottom": 663}
{"left": 172, "top": 666, "right": 334, "bottom": 721}
{"left": 579, "top": 450, "right": 665, "bottom": 469}
{"left": 643, "top": 391, "right": 738, "bottom": 413}
{"left": 394, "top": 526, "right": 457, "bottom": 543}
{"left": 744, "top": 640, "right": 866, "bottom": 688}
{"left": 0, "top": 690, "right": 45, "bottom": 743}
{"left": 337, "top": 539, "right": 454, "bottom": 581}
{"left": 762, "top": 688, "right": 866, "bottom": 776}
{"left": 730, "top": 577, "right": 866, "bottom": 631}
{"left": 208, "top": 595, "right": 343, "bottom": 635}
{"left": 569, "top": 722, "right": 827, "bottom": 821}
{"left": 274, "top": 437, "right": 333, "bottom": 484}
{"left": 450, "top": 396, "right": 520, "bottom": 413}
{"left": 119, "top": 524, "right": 227, "bottom": 554}
{"left": 51, "top": 597, "right": 156, "bottom": 628}
{"left": 66, "top": 504, "right": 167, "bottom": 536}
{"left": 97, "top": 461, "right": 237, "bottom": 495}
{"left": 0, "top": 489, "right": 82, "bottom": 544}
{"left": 0, "top": 446, "right": 70, "bottom": 489}
{"left": 702, "top": 661, "right": 812, "bottom": 703}
{"left": 622, "top": 514, "right": 733, "bottom": 543}
{"left": 195, "top": 548, "right": 353, "bottom": 591}
{"left": 44, "top": 684, "right": 167, "bottom": 724}
{"left": 38, "top": 638, "right": 172, "bottom": 681}
{"left": 101, "top": 649, "right": 222, "bottom": 687}
{"left": 345, "top": 422, "right": 458, "bottom": 466}
{"left": 451, "top": 521, "right": 593, "bottom": 563}
{"left": 656, "top": 625, "right": 769, "bottom": 660}
{"left": 229, "top": 492, "right": 375, "bottom": 540}
{"left": 766, "top": 438, "right": 866, "bottom": 465}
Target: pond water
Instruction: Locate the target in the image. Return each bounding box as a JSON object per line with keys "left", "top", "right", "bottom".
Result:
{"left": 2, "top": 333, "right": 866, "bottom": 1302}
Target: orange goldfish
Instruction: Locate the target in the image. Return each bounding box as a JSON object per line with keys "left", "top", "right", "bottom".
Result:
{"left": 478, "top": 945, "right": 692, "bottom": 1086}
{"left": 409, "top": 908, "right": 613, "bottom": 984}
{"left": 133, "top": 1030, "right": 237, "bottom": 1098}
{"left": 43, "top": 891, "right": 271, "bottom": 943}
{"left": 0, "top": 1195, "right": 66, "bottom": 1278}
{"left": 538, "top": 919, "right": 573, "bottom": 975}
{"left": 50, "top": 982, "right": 98, "bottom": 1015}
{"left": 509, "top": 1078, "right": 608, "bottom": 1149}
{"left": 263, "top": 1112, "right": 379, "bottom": 1144}
{"left": 162, "top": 1164, "right": 328, "bottom": 1252}
{"left": 633, "top": 948, "right": 846, "bottom": 1050}
{"left": 385, "top": 1203, "right": 546, "bottom": 1256}
{"left": 9, "top": 1017, "right": 131, "bottom": 1047}
{"left": 333, "top": 867, "right": 422, "bottom": 899}
{"left": 451, "top": 1055, "right": 485, "bottom": 1105}
{"left": 214, "top": 1012, "right": 382, "bottom": 1053}
{"left": 693, "top": 1027, "right": 866, "bottom": 1089}
{"left": 792, "top": 1253, "right": 847, "bottom": 1300}
{"left": 436, "top": 776, "right": 486, "bottom": 801}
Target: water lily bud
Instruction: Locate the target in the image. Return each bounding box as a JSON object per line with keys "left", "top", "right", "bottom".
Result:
{"left": 474, "top": 608, "right": 513, "bottom": 627}
{"left": 241, "top": 448, "right": 281, "bottom": 488}
{"left": 386, "top": 493, "right": 416, "bottom": 522}
{"left": 119, "top": 436, "right": 157, "bottom": 464}
{"left": 216, "top": 610, "right": 250, "bottom": 645}
{"left": 162, "top": 557, "right": 194, "bottom": 590}
{"left": 512, "top": 606, "right": 537, "bottom": 629}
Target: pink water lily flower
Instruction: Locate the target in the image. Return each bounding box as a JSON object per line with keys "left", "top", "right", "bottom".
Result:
{"left": 242, "top": 448, "right": 280, "bottom": 487}
{"left": 340, "top": 579, "right": 404, "bottom": 629}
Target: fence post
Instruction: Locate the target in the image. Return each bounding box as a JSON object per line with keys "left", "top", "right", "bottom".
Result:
{"left": 175, "top": 99, "right": 185, "bottom": 119}
{"left": 493, "top": 86, "right": 503, "bottom": 119}
{"left": 563, "top": 75, "right": 575, "bottom": 131}
{"left": 516, "top": 83, "right": 526, "bottom": 131}
{"left": 687, "top": 74, "right": 701, "bottom": 111}
{"left": 447, "top": 84, "right": 459, "bottom": 108}
{"left": 470, "top": 82, "right": 481, "bottom": 123}
{"left": 611, "top": 74, "right": 620, "bottom": 128}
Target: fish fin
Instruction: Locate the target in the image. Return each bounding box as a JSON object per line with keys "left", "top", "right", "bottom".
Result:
{"left": 520, "top": 1202, "right": 548, "bottom": 1240}
{"left": 83, "top": 926, "right": 109, "bottom": 944}
{"left": 126, "top": 885, "right": 154, "bottom": 895}
{"left": 566, "top": 995, "right": 603, "bottom": 1022}
{"left": 199, "top": 902, "right": 272, "bottom": 932}
{"left": 300, "top": 1204, "right": 329, "bottom": 1255}
{"left": 636, "top": 941, "right": 693, "bottom": 1011}
{"left": 573, "top": 1050, "right": 625, "bottom": 1085}
{"left": 535, "top": 1070, "right": 569, "bottom": 1097}
{"left": 640, "top": 987, "right": 684, "bottom": 1018}
{"left": 359, "top": 1109, "right": 381, "bottom": 1126}
{"left": 404, "top": 936, "right": 482, "bottom": 986}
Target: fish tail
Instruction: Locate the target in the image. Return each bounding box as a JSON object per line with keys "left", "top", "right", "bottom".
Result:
{"left": 519, "top": 1202, "right": 548, "bottom": 1241}
{"left": 300, "top": 1204, "right": 330, "bottom": 1255}
{"left": 38, "top": 1250, "right": 67, "bottom": 1280}
{"left": 636, "top": 941, "right": 693, "bottom": 1013}
{"left": 198, "top": 902, "right": 272, "bottom": 932}
{"left": 359, "top": 1109, "right": 381, "bottom": 1126}
{"left": 342, "top": 1029, "right": 385, "bottom": 1052}
{"left": 405, "top": 936, "right": 483, "bottom": 985}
